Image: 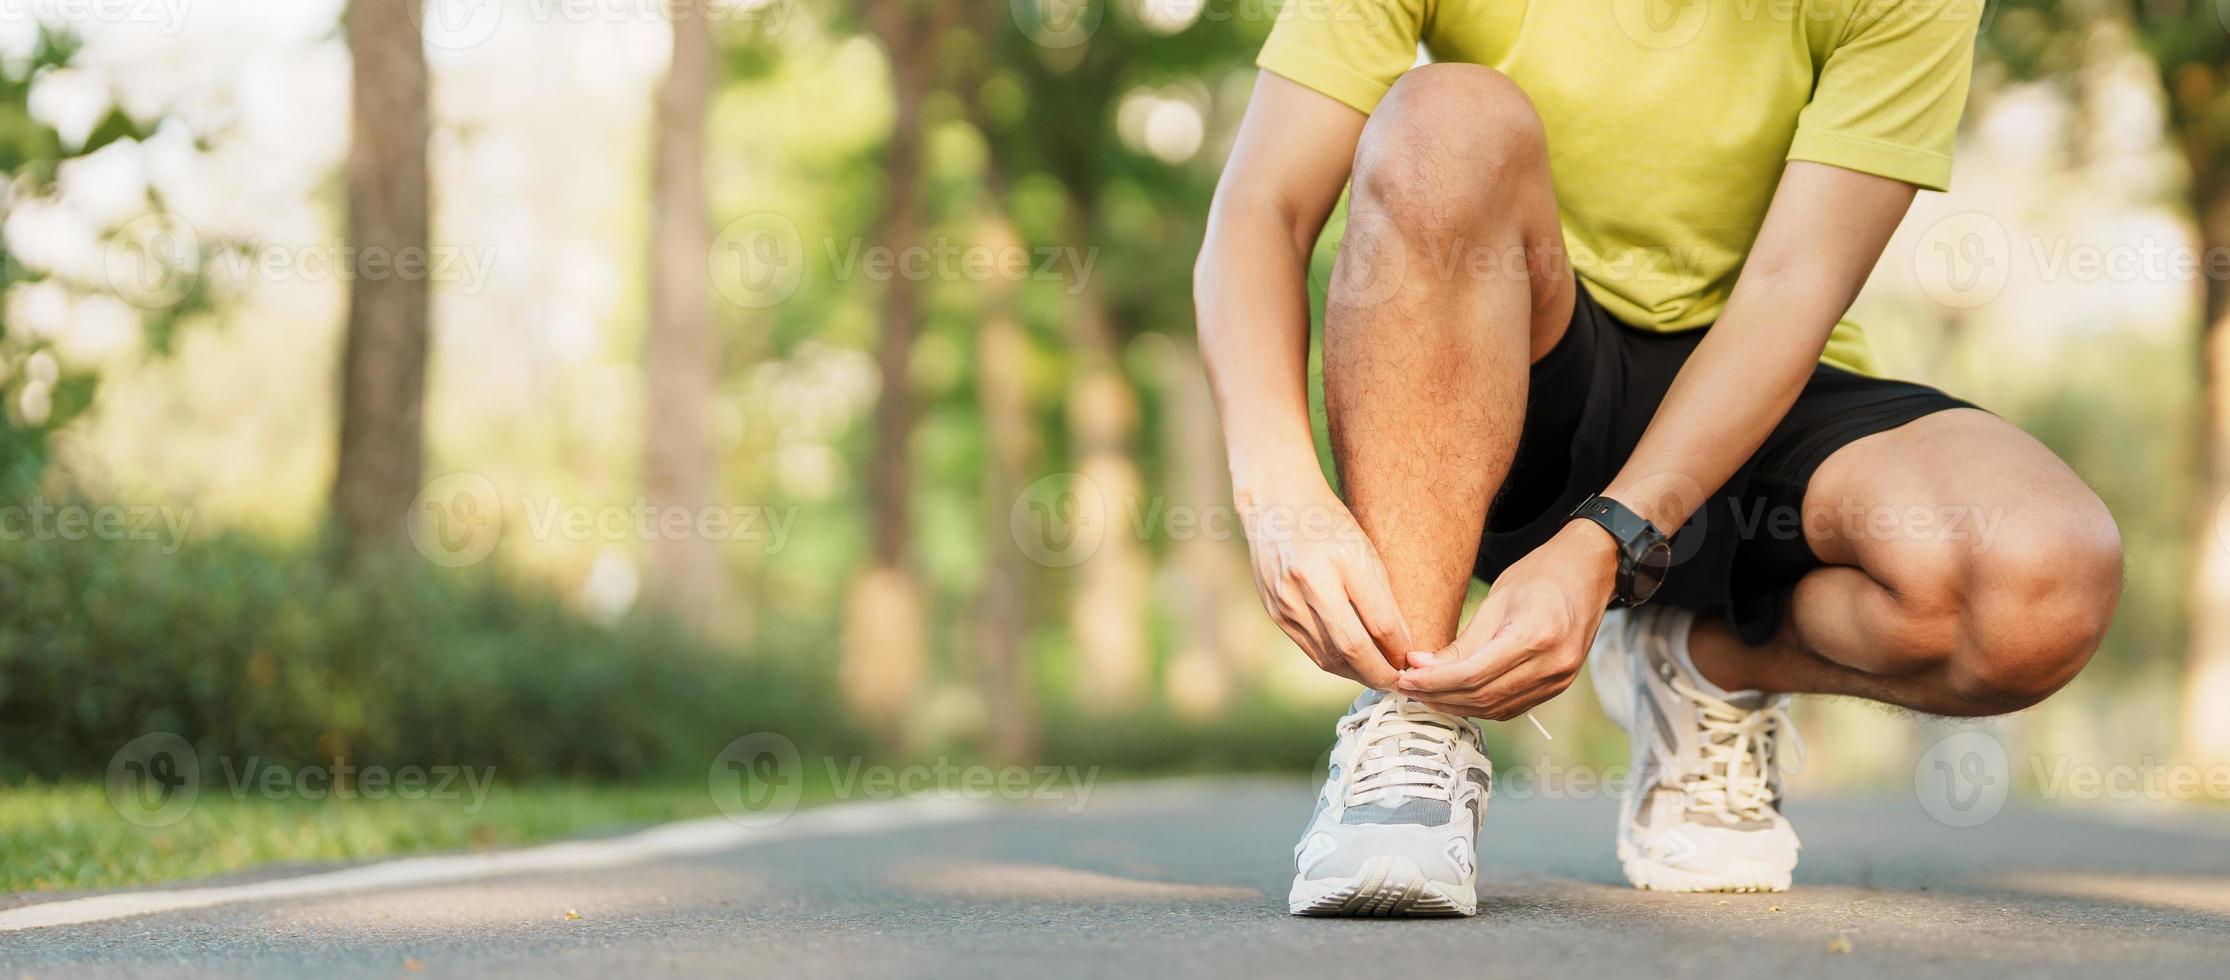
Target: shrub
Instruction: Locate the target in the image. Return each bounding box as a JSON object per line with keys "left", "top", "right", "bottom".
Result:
{"left": 0, "top": 523, "right": 859, "bottom": 783}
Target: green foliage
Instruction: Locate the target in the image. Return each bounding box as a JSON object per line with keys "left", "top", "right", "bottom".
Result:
{"left": 0, "top": 25, "right": 197, "bottom": 483}
{"left": 0, "top": 523, "right": 864, "bottom": 783}
{"left": 0, "top": 780, "right": 727, "bottom": 893}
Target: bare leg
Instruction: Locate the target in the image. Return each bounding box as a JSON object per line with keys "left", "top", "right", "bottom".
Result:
{"left": 1686, "top": 409, "right": 2124, "bottom": 716}
{"left": 1324, "top": 65, "right": 1574, "bottom": 656}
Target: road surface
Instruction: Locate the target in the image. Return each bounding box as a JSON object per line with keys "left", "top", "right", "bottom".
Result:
{"left": 5, "top": 780, "right": 2229, "bottom": 978}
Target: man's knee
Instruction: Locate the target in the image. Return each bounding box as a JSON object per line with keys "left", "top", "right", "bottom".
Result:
{"left": 1943, "top": 502, "right": 2124, "bottom": 712}
{"left": 1350, "top": 64, "right": 1546, "bottom": 232}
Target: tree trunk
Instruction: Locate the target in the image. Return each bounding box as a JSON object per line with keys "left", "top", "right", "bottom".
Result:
{"left": 2180, "top": 158, "right": 2230, "bottom": 764}
{"left": 333, "top": 0, "right": 432, "bottom": 554}
{"left": 839, "top": 1, "right": 940, "bottom": 739}
{"left": 975, "top": 208, "right": 1039, "bottom": 763}
{"left": 1064, "top": 227, "right": 1149, "bottom": 713}
{"left": 642, "top": 0, "right": 724, "bottom": 631}
{"left": 1160, "top": 340, "right": 1248, "bottom": 719}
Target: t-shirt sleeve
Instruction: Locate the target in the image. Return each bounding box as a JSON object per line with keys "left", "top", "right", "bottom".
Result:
{"left": 1787, "top": 0, "right": 1983, "bottom": 191}
{"left": 1255, "top": 0, "right": 1431, "bottom": 115}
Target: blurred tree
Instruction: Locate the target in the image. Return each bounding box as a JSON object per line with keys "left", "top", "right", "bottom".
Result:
{"left": 0, "top": 27, "right": 201, "bottom": 488}
{"left": 1160, "top": 338, "right": 1252, "bottom": 717}
{"left": 840, "top": 0, "right": 950, "bottom": 742}
{"left": 971, "top": 4, "right": 1264, "bottom": 713}
{"left": 643, "top": 0, "right": 726, "bottom": 631}
{"left": 1992, "top": 0, "right": 2230, "bottom": 763}
{"left": 971, "top": 161, "right": 1041, "bottom": 762}
{"left": 332, "top": 0, "right": 433, "bottom": 555}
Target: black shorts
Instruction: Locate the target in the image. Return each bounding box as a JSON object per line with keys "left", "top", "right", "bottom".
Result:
{"left": 1475, "top": 283, "right": 1977, "bottom": 645}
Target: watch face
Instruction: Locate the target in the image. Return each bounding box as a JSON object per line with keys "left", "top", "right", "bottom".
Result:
{"left": 1630, "top": 539, "right": 1673, "bottom": 602}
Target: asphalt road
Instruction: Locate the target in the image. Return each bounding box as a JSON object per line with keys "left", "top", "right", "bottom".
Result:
{"left": 7, "top": 780, "right": 2230, "bottom": 978}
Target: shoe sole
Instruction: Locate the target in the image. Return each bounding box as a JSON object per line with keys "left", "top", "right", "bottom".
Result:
{"left": 1288, "top": 855, "right": 1476, "bottom": 917}
{"left": 1620, "top": 853, "right": 1791, "bottom": 893}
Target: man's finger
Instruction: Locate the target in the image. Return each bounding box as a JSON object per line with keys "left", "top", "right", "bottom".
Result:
{"left": 1301, "top": 585, "right": 1401, "bottom": 690}
{"left": 1396, "top": 609, "right": 1525, "bottom": 694}
{"left": 1345, "top": 559, "right": 1415, "bottom": 667}
{"left": 1269, "top": 608, "right": 1350, "bottom": 681}
{"left": 1459, "top": 641, "right": 1587, "bottom": 719}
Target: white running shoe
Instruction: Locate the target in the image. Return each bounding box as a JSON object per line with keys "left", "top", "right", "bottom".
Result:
{"left": 1288, "top": 690, "right": 1492, "bottom": 917}
{"left": 1590, "top": 606, "right": 1805, "bottom": 893}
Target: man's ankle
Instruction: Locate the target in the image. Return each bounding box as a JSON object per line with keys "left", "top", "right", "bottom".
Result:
{"left": 1682, "top": 613, "right": 1777, "bottom": 694}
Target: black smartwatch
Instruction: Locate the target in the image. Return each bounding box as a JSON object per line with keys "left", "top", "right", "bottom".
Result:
{"left": 1567, "top": 495, "right": 1672, "bottom": 608}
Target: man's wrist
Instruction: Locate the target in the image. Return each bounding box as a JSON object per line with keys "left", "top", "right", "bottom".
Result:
{"left": 1599, "top": 475, "right": 1694, "bottom": 535}
{"left": 1228, "top": 449, "right": 1329, "bottom": 503}
{"left": 1554, "top": 518, "right": 1623, "bottom": 593}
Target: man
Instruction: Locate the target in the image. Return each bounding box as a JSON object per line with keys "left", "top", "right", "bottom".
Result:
{"left": 1193, "top": 1, "right": 2123, "bottom": 915}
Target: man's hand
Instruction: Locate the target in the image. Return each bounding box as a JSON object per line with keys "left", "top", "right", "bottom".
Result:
{"left": 1395, "top": 521, "right": 1618, "bottom": 718}
{"left": 1239, "top": 476, "right": 1415, "bottom": 690}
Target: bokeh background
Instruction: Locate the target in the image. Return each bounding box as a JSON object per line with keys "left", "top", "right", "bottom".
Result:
{"left": 2, "top": 0, "right": 2228, "bottom": 890}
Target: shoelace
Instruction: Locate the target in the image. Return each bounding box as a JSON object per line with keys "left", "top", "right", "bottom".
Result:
{"left": 1666, "top": 676, "right": 1807, "bottom": 821}
{"left": 1342, "top": 697, "right": 1466, "bottom": 808}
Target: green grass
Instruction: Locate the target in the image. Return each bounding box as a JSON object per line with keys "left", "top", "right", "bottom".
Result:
{"left": 0, "top": 780, "right": 727, "bottom": 894}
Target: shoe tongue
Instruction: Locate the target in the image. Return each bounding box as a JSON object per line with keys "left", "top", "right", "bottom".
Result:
{"left": 1719, "top": 690, "right": 1766, "bottom": 711}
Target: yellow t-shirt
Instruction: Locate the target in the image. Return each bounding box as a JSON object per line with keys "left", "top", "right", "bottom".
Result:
{"left": 1258, "top": 0, "right": 1984, "bottom": 375}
